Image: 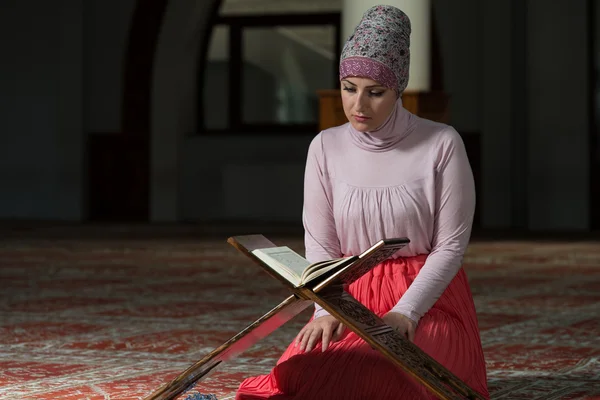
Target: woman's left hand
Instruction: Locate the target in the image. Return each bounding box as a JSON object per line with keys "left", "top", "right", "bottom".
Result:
{"left": 382, "top": 312, "right": 416, "bottom": 342}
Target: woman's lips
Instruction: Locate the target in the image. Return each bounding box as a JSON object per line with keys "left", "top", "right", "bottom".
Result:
{"left": 354, "top": 115, "right": 371, "bottom": 123}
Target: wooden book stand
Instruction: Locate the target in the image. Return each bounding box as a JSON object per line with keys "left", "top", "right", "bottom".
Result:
{"left": 143, "top": 235, "right": 485, "bottom": 400}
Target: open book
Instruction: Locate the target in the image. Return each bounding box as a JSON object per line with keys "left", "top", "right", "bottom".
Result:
{"left": 251, "top": 246, "right": 357, "bottom": 287}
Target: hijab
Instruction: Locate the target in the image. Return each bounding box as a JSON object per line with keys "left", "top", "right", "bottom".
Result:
{"left": 339, "top": 5, "right": 414, "bottom": 152}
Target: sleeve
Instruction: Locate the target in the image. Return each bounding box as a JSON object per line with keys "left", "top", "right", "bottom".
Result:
{"left": 390, "top": 128, "right": 476, "bottom": 324}
{"left": 302, "top": 134, "right": 343, "bottom": 319}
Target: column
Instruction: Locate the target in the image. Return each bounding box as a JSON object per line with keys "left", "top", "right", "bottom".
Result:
{"left": 526, "top": 0, "right": 590, "bottom": 230}
{"left": 481, "top": 0, "right": 516, "bottom": 229}
{"left": 342, "top": 0, "right": 431, "bottom": 92}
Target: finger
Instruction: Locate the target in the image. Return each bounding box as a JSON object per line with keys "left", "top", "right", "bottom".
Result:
{"left": 321, "top": 326, "right": 332, "bottom": 352}
{"left": 300, "top": 328, "right": 318, "bottom": 352}
{"left": 407, "top": 326, "right": 415, "bottom": 342}
{"left": 332, "top": 323, "right": 345, "bottom": 341}
{"left": 400, "top": 326, "right": 409, "bottom": 339}
{"left": 394, "top": 325, "right": 407, "bottom": 339}
{"left": 298, "top": 328, "right": 312, "bottom": 352}
{"left": 294, "top": 327, "right": 307, "bottom": 347}
{"left": 305, "top": 330, "right": 321, "bottom": 352}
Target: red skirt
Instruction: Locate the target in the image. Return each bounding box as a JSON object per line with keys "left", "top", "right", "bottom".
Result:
{"left": 236, "top": 255, "right": 490, "bottom": 399}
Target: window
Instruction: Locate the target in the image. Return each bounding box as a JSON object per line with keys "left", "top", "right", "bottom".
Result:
{"left": 200, "top": 13, "right": 341, "bottom": 134}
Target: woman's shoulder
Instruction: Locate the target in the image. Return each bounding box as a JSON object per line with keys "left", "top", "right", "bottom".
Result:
{"left": 411, "top": 116, "right": 464, "bottom": 148}
{"left": 308, "top": 123, "right": 350, "bottom": 152}
{"left": 409, "top": 116, "right": 470, "bottom": 171}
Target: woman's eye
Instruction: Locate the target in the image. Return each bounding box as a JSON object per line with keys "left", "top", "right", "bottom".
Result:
{"left": 370, "top": 91, "right": 383, "bottom": 97}
{"left": 343, "top": 87, "right": 356, "bottom": 92}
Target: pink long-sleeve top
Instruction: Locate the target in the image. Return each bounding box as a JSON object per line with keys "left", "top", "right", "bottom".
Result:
{"left": 303, "top": 99, "right": 475, "bottom": 324}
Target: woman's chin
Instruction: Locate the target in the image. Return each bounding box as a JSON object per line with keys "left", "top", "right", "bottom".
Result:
{"left": 349, "top": 120, "right": 374, "bottom": 132}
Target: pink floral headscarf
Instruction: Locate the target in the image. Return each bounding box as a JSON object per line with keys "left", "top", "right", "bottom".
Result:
{"left": 339, "top": 5, "right": 411, "bottom": 94}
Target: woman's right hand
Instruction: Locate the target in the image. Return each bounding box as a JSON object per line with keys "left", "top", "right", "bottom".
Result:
{"left": 294, "top": 315, "right": 345, "bottom": 353}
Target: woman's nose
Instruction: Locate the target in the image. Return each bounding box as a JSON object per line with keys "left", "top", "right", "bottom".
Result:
{"left": 355, "top": 93, "right": 368, "bottom": 112}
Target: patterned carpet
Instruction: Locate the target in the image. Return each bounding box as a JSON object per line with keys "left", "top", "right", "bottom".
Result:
{"left": 1, "top": 229, "right": 599, "bottom": 399}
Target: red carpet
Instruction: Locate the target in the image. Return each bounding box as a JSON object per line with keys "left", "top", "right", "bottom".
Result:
{"left": 1, "top": 232, "right": 599, "bottom": 399}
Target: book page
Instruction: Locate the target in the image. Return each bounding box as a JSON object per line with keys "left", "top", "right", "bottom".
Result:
{"left": 300, "top": 259, "right": 340, "bottom": 281}
{"left": 301, "top": 256, "right": 357, "bottom": 284}
{"left": 252, "top": 247, "right": 311, "bottom": 284}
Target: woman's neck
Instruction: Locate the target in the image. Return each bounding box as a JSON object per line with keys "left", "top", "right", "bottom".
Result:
{"left": 348, "top": 99, "right": 414, "bottom": 152}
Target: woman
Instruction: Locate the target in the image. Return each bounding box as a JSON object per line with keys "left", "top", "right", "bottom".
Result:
{"left": 236, "top": 5, "right": 489, "bottom": 399}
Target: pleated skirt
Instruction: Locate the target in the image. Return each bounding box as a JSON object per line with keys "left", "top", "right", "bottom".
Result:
{"left": 235, "top": 255, "right": 490, "bottom": 400}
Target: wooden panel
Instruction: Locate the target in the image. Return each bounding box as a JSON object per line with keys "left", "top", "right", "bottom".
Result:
{"left": 403, "top": 91, "right": 450, "bottom": 123}
{"left": 317, "top": 89, "right": 347, "bottom": 131}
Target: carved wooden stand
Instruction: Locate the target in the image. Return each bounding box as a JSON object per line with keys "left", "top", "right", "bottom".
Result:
{"left": 143, "top": 235, "right": 485, "bottom": 400}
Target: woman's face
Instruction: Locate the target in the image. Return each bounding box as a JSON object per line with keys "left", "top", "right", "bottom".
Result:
{"left": 340, "top": 77, "right": 397, "bottom": 132}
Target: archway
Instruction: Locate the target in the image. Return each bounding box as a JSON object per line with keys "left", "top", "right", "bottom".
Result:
{"left": 149, "top": 0, "right": 222, "bottom": 221}
{"left": 92, "top": 0, "right": 449, "bottom": 223}
{"left": 87, "top": 0, "right": 222, "bottom": 221}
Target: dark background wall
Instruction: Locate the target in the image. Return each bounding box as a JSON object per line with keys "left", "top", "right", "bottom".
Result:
{"left": 0, "top": 0, "right": 596, "bottom": 232}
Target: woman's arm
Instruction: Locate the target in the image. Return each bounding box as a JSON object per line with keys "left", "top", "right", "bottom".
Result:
{"left": 303, "top": 134, "right": 342, "bottom": 318}
{"left": 390, "top": 127, "right": 476, "bottom": 324}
